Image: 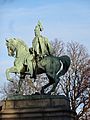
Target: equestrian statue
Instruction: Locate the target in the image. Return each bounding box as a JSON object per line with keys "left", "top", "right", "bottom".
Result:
{"left": 6, "top": 21, "right": 71, "bottom": 95}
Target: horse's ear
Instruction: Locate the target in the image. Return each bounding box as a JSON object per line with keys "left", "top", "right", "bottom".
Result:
{"left": 6, "top": 39, "right": 8, "bottom": 42}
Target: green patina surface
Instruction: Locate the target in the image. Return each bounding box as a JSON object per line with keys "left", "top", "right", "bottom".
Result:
{"left": 6, "top": 21, "right": 71, "bottom": 95}
{"left": 32, "top": 21, "right": 53, "bottom": 58}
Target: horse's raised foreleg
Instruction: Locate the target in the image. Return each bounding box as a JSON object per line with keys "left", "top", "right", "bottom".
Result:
{"left": 6, "top": 58, "right": 24, "bottom": 82}
{"left": 6, "top": 67, "right": 19, "bottom": 82}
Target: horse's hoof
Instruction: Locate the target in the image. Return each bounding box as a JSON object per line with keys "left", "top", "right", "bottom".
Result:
{"left": 15, "top": 91, "right": 18, "bottom": 93}
{"left": 47, "top": 92, "right": 51, "bottom": 95}
{"left": 41, "top": 92, "right": 46, "bottom": 95}
{"left": 34, "top": 92, "right": 40, "bottom": 95}
{"left": 40, "top": 89, "right": 44, "bottom": 94}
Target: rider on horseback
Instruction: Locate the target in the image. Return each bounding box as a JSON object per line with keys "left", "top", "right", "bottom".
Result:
{"left": 6, "top": 22, "right": 71, "bottom": 95}
{"left": 32, "top": 21, "right": 53, "bottom": 61}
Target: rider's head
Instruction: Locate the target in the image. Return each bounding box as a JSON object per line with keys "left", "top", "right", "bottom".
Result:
{"left": 38, "top": 21, "right": 43, "bottom": 31}
{"left": 34, "top": 21, "right": 43, "bottom": 37}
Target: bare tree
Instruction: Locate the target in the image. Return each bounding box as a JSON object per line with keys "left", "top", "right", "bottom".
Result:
{"left": 51, "top": 38, "right": 64, "bottom": 56}
{"left": 0, "top": 73, "right": 49, "bottom": 99}
{"left": 55, "top": 41, "right": 90, "bottom": 120}
{"left": 1, "top": 39, "right": 90, "bottom": 120}
{"left": 0, "top": 80, "right": 18, "bottom": 100}
{"left": 80, "top": 62, "right": 90, "bottom": 120}
{"left": 0, "top": 75, "right": 38, "bottom": 99}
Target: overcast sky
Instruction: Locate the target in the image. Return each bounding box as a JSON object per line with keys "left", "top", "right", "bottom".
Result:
{"left": 0, "top": 0, "right": 90, "bottom": 86}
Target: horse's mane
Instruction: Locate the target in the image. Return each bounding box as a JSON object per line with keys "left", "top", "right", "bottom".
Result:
{"left": 17, "top": 39, "right": 29, "bottom": 51}
{"left": 7, "top": 38, "right": 29, "bottom": 52}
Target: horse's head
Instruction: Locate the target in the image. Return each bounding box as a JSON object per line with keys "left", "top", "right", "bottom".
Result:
{"left": 6, "top": 38, "right": 16, "bottom": 57}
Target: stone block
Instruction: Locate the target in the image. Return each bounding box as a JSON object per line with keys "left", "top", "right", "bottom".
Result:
{"left": 0, "top": 95, "right": 76, "bottom": 120}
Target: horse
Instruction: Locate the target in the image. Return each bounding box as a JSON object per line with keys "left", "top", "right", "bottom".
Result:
{"left": 36, "top": 55, "right": 70, "bottom": 94}
{"left": 6, "top": 38, "right": 71, "bottom": 95}
{"left": 6, "top": 38, "right": 34, "bottom": 79}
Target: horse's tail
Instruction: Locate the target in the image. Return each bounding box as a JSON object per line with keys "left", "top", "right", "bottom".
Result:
{"left": 56, "top": 55, "right": 71, "bottom": 77}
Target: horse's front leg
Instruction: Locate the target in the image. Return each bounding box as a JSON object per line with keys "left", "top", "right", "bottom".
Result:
{"left": 6, "top": 67, "right": 18, "bottom": 82}
{"left": 16, "top": 78, "right": 23, "bottom": 94}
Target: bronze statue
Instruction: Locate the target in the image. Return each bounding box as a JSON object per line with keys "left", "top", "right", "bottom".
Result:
{"left": 32, "top": 21, "right": 53, "bottom": 60}
{"left": 6, "top": 22, "right": 71, "bottom": 95}
{"left": 6, "top": 38, "right": 35, "bottom": 80}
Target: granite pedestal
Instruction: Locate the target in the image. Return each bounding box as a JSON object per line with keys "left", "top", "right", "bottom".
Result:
{"left": 0, "top": 95, "right": 76, "bottom": 120}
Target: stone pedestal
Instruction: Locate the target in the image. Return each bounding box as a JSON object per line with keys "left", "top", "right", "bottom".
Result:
{"left": 0, "top": 95, "right": 76, "bottom": 120}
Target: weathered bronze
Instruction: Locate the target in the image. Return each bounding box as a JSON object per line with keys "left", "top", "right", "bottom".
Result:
{"left": 32, "top": 21, "right": 53, "bottom": 60}
{"left": 6, "top": 22, "right": 71, "bottom": 95}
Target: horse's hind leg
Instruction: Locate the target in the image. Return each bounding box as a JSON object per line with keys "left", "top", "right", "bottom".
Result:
{"left": 41, "top": 76, "right": 54, "bottom": 95}
{"left": 47, "top": 78, "right": 59, "bottom": 95}
{"left": 16, "top": 75, "right": 23, "bottom": 94}
{"left": 41, "top": 82, "right": 52, "bottom": 94}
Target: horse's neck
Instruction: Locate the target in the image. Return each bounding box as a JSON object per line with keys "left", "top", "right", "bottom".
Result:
{"left": 15, "top": 42, "right": 28, "bottom": 58}
{"left": 15, "top": 47, "right": 20, "bottom": 58}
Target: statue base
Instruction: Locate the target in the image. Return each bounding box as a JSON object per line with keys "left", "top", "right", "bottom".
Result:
{"left": 0, "top": 95, "right": 76, "bottom": 120}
